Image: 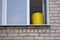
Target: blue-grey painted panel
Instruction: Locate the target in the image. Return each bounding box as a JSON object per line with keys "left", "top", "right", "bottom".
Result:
{"left": 7, "top": 0, "right": 27, "bottom": 24}
{"left": 0, "top": 0, "right": 2, "bottom": 24}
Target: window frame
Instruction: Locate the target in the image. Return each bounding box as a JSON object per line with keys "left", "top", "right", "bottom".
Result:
{"left": 2, "top": 0, "right": 7, "bottom": 25}
{"left": 1, "top": 0, "right": 50, "bottom": 25}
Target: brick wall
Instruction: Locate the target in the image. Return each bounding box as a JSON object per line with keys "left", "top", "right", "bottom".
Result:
{"left": 0, "top": 0, "right": 60, "bottom": 40}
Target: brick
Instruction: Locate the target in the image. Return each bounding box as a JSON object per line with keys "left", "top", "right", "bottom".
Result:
{"left": 55, "top": 8, "right": 60, "bottom": 10}
{"left": 8, "top": 33, "right": 18, "bottom": 36}
{"left": 50, "top": 8, "right": 55, "bottom": 10}
{"left": 10, "top": 29, "right": 15, "bottom": 33}
{"left": 14, "top": 29, "right": 19, "bottom": 33}
{"left": 34, "top": 37, "right": 44, "bottom": 40}
{"left": 50, "top": 33, "right": 59, "bottom": 36}
{"left": 0, "top": 37, "right": 2, "bottom": 40}
{"left": 56, "top": 30, "right": 60, "bottom": 33}
{"left": 55, "top": 0, "right": 60, "bottom": 1}
{"left": 54, "top": 8, "right": 60, "bottom": 11}
{"left": 55, "top": 20, "right": 60, "bottom": 23}
{"left": 24, "top": 39, "right": 33, "bottom": 40}
{"left": 50, "top": 30, "right": 56, "bottom": 33}
{"left": 55, "top": 37, "right": 60, "bottom": 39}
{"left": 50, "top": 22, "right": 54, "bottom": 24}
{"left": 30, "top": 29, "right": 34, "bottom": 32}
{"left": 42, "top": 29, "right": 46, "bottom": 33}
{"left": 50, "top": 27, "right": 57, "bottom": 29}
{"left": 53, "top": 13, "right": 58, "bottom": 16}
{"left": 45, "top": 29, "right": 50, "bottom": 33}
{"left": 49, "top": 0, "right": 56, "bottom": 2}
{"left": 27, "top": 29, "right": 30, "bottom": 32}
{"left": 6, "top": 29, "right": 11, "bottom": 33}
{"left": 56, "top": 27, "right": 60, "bottom": 29}
{"left": 0, "top": 33, "right": 7, "bottom": 36}
{"left": 52, "top": 24, "right": 60, "bottom": 26}
{"left": 55, "top": 1, "right": 60, "bottom": 4}
{"left": 14, "top": 37, "right": 23, "bottom": 39}
{"left": 49, "top": 2, "right": 55, "bottom": 4}
{"left": 0, "top": 30, "right": 2, "bottom": 33}
{"left": 19, "top": 29, "right": 23, "bottom": 32}
{"left": 24, "top": 37, "right": 33, "bottom": 40}
{"left": 38, "top": 29, "right": 42, "bottom": 32}
{"left": 50, "top": 19, "right": 55, "bottom": 23}
{"left": 50, "top": 5, "right": 59, "bottom": 7}
{"left": 50, "top": 13, "right": 53, "bottom": 16}
{"left": 34, "top": 29, "right": 38, "bottom": 32}
{"left": 22, "top": 29, "right": 26, "bottom": 32}
{"left": 50, "top": 17, "right": 60, "bottom": 20}
{"left": 19, "top": 33, "right": 28, "bottom": 36}
{"left": 2, "top": 29, "right": 7, "bottom": 33}
{"left": 50, "top": 11, "right": 60, "bottom": 13}
{"left": 3, "top": 37, "right": 13, "bottom": 40}
{"left": 29, "top": 33, "right": 39, "bottom": 36}
{"left": 45, "top": 37, "right": 55, "bottom": 39}
{"left": 58, "top": 14, "right": 60, "bottom": 16}
{"left": 40, "top": 33, "right": 49, "bottom": 36}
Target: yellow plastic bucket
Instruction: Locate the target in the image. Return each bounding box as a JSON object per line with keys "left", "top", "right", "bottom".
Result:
{"left": 32, "top": 12, "right": 44, "bottom": 24}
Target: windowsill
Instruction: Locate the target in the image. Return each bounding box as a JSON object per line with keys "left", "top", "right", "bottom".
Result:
{"left": 0, "top": 24, "right": 50, "bottom": 27}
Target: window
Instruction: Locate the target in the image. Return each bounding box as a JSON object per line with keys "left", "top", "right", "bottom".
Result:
{"left": 1, "top": 0, "right": 50, "bottom": 25}
{"left": 30, "top": 0, "right": 50, "bottom": 25}
{"left": 7, "top": 0, "right": 27, "bottom": 25}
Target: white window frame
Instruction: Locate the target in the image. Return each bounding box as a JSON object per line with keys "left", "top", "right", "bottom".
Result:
{"left": 46, "top": 0, "right": 50, "bottom": 25}
{"left": 42, "top": 0, "right": 50, "bottom": 25}
{"left": 2, "top": 0, "right": 7, "bottom": 25}
{"left": 2, "top": 0, "right": 50, "bottom": 25}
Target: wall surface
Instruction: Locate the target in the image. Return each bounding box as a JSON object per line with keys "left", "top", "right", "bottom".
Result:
{"left": 0, "top": 0, "right": 60, "bottom": 40}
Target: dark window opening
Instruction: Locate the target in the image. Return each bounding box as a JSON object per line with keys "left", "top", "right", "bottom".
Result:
{"left": 30, "top": 0, "right": 47, "bottom": 24}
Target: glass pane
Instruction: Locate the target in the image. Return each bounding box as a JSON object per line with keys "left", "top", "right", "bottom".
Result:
{"left": 7, "top": 0, "right": 27, "bottom": 24}
{"left": 30, "top": 0, "right": 47, "bottom": 24}
{"left": 30, "top": 0, "right": 42, "bottom": 24}
{"left": 0, "top": 0, "right": 2, "bottom": 24}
